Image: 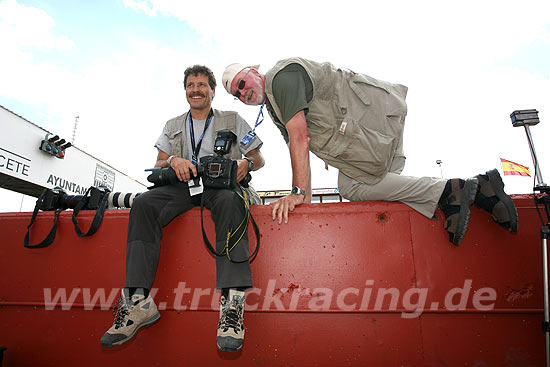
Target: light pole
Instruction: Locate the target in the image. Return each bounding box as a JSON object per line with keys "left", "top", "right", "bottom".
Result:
{"left": 72, "top": 116, "right": 79, "bottom": 144}
{"left": 436, "top": 160, "right": 443, "bottom": 178}
{"left": 511, "top": 109, "right": 550, "bottom": 367}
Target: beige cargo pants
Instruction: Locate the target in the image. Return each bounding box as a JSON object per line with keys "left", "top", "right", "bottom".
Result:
{"left": 337, "top": 157, "right": 447, "bottom": 218}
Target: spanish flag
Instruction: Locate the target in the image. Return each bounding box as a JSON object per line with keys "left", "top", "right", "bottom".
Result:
{"left": 500, "top": 158, "right": 531, "bottom": 177}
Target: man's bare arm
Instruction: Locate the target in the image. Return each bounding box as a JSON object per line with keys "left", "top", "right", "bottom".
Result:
{"left": 271, "top": 110, "right": 311, "bottom": 223}
{"left": 154, "top": 149, "right": 197, "bottom": 182}
{"left": 154, "top": 149, "right": 170, "bottom": 168}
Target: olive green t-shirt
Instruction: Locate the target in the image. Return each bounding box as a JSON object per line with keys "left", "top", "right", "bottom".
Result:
{"left": 266, "top": 63, "right": 313, "bottom": 143}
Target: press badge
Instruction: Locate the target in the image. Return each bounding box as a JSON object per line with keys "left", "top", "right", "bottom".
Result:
{"left": 188, "top": 177, "right": 203, "bottom": 196}
{"left": 240, "top": 131, "right": 257, "bottom": 149}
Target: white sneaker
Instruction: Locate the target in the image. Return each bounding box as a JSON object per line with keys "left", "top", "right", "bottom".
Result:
{"left": 100, "top": 290, "right": 160, "bottom": 347}
{"left": 217, "top": 289, "right": 246, "bottom": 352}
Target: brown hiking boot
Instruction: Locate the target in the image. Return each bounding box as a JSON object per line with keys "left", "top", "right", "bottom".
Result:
{"left": 474, "top": 169, "right": 518, "bottom": 232}
{"left": 217, "top": 289, "right": 246, "bottom": 352}
{"left": 100, "top": 290, "right": 160, "bottom": 347}
{"left": 438, "top": 178, "right": 479, "bottom": 246}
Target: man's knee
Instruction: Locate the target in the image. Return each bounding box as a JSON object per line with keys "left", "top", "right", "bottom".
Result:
{"left": 339, "top": 183, "right": 374, "bottom": 202}
{"left": 337, "top": 172, "right": 359, "bottom": 200}
{"left": 338, "top": 183, "right": 352, "bottom": 200}
{"left": 129, "top": 190, "right": 163, "bottom": 219}
{"left": 338, "top": 172, "right": 379, "bottom": 202}
{"left": 218, "top": 189, "right": 244, "bottom": 206}
{"left": 206, "top": 189, "right": 244, "bottom": 217}
{"left": 131, "top": 190, "right": 153, "bottom": 210}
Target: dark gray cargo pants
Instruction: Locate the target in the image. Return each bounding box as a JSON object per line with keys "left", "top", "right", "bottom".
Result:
{"left": 124, "top": 183, "right": 252, "bottom": 290}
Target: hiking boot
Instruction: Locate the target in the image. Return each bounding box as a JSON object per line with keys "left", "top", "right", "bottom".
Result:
{"left": 217, "top": 289, "right": 246, "bottom": 352}
{"left": 438, "top": 178, "right": 479, "bottom": 246}
{"left": 475, "top": 169, "right": 518, "bottom": 232}
{"left": 100, "top": 290, "right": 160, "bottom": 347}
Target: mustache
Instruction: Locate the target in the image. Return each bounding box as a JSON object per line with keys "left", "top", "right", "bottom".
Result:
{"left": 189, "top": 92, "right": 205, "bottom": 98}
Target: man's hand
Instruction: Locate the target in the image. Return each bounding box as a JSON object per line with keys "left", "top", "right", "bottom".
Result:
{"left": 236, "top": 159, "right": 249, "bottom": 183}
{"left": 270, "top": 194, "right": 305, "bottom": 224}
{"left": 236, "top": 148, "right": 265, "bottom": 183}
{"left": 170, "top": 157, "right": 197, "bottom": 182}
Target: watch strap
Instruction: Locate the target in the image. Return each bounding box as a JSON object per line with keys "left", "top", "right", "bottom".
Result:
{"left": 244, "top": 157, "right": 254, "bottom": 171}
{"left": 291, "top": 186, "right": 306, "bottom": 196}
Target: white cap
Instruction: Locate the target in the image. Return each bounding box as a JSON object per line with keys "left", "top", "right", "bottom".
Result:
{"left": 222, "top": 63, "right": 259, "bottom": 94}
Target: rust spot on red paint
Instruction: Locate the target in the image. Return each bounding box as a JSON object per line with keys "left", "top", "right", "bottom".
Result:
{"left": 272, "top": 283, "right": 302, "bottom": 297}
{"left": 377, "top": 212, "right": 389, "bottom": 222}
{"left": 288, "top": 283, "right": 299, "bottom": 291}
{"left": 505, "top": 284, "right": 534, "bottom": 304}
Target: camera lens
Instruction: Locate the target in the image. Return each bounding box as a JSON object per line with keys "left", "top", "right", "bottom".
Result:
{"left": 60, "top": 194, "right": 83, "bottom": 209}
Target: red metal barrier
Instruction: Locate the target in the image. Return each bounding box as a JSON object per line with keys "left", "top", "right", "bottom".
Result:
{"left": 0, "top": 196, "right": 544, "bottom": 366}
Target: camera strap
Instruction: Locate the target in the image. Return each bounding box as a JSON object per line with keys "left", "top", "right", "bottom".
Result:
{"left": 200, "top": 187, "right": 260, "bottom": 263}
{"left": 24, "top": 190, "right": 63, "bottom": 249}
{"left": 71, "top": 187, "right": 110, "bottom": 237}
{"left": 189, "top": 109, "right": 214, "bottom": 165}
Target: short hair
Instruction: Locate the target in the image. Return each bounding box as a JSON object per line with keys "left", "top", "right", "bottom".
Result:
{"left": 183, "top": 65, "right": 216, "bottom": 90}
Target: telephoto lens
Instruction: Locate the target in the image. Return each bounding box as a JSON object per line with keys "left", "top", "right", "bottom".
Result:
{"left": 107, "top": 192, "right": 141, "bottom": 209}
{"left": 145, "top": 167, "right": 179, "bottom": 188}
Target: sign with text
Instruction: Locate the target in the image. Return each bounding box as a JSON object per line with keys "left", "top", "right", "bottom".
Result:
{"left": 0, "top": 106, "right": 145, "bottom": 195}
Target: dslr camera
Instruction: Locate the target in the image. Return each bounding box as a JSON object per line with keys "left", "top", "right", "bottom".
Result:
{"left": 38, "top": 186, "right": 110, "bottom": 211}
{"left": 147, "top": 130, "right": 251, "bottom": 189}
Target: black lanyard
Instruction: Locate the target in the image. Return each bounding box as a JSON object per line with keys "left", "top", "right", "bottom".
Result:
{"left": 189, "top": 109, "right": 214, "bottom": 165}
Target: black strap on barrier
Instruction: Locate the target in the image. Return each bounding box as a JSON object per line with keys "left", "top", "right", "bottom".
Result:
{"left": 24, "top": 191, "right": 62, "bottom": 249}
{"left": 200, "top": 189, "right": 260, "bottom": 263}
{"left": 71, "top": 187, "right": 110, "bottom": 237}
{"left": 25, "top": 187, "right": 111, "bottom": 248}
{"left": 0, "top": 346, "right": 7, "bottom": 366}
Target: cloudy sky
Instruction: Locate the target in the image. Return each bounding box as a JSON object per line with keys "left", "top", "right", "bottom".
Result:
{"left": 1, "top": 0, "right": 549, "bottom": 211}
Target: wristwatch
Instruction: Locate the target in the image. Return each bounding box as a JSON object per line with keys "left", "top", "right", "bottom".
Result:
{"left": 291, "top": 185, "right": 306, "bottom": 196}
{"left": 167, "top": 155, "right": 175, "bottom": 165}
{"left": 244, "top": 157, "right": 254, "bottom": 171}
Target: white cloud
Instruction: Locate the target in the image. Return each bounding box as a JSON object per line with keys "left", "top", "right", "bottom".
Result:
{"left": 122, "top": 0, "right": 157, "bottom": 17}
{"left": 0, "top": 0, "right": 76, "bottom": 126}
{"left": 0, "top": 0, "right": 73, "bottom": 51}
{"left": 127, "top": 0, "right": 550, "bottom": 69}
{"left": 0, "top": 1, "right": 215, "bottom": 182}
{"left": 1, "top": 0, "right": 550, "bottom": 213}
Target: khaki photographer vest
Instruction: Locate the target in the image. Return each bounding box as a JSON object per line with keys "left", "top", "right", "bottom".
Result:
{"left": 162, "top": 109, "right": 261, "bottom": 204}
{"left": 163, "top": 109, "right": 241, "bottom": 161}
{"left": 265, "top": 57, "right": 408, "bottom": 185}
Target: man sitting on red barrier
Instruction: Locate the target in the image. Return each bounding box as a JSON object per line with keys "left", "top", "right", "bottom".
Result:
{"left": 100, "top": 65, "right": 265, "bottom": 352}
{"left": 222, "top": 58, "right": 518, "bottom": 245}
